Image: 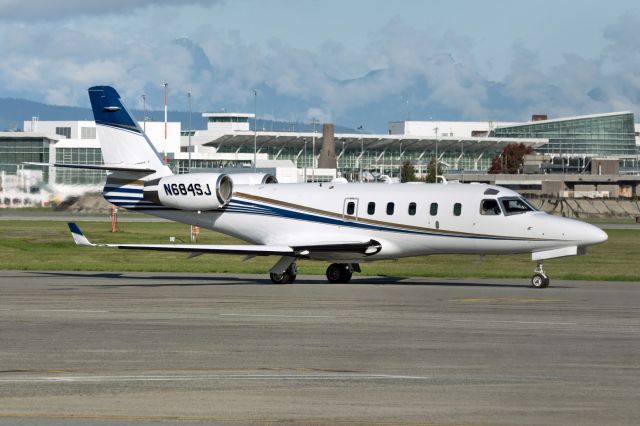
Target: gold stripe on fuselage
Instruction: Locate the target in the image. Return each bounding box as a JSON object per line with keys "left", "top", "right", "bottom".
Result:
{"left": 234, "top": 192, "right": 556, "bottom": 242}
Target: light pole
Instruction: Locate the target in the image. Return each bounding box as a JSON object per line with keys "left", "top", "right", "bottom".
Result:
{"left": 253, "top": 89, "right": 258, "bottom": 172}
{"left": 162, "top": 83, "right": 168, "bottom": 165}
{"left": 187, "top": 91, "right": 192, "bottom": 173}
{"left": 460, "top": 139, "right": 464, "bottom": 183}
{"left": 141, "top": 94, "right": 146, "bottom": 133}
{"left": 359, "top": 126, "right": 364, "bottom": 182}
{"left": 433, "top": 120, "right": 439, "bottom": 182}
{"left": 303, "top": 138, "right": 307, "bottom": 182}
{"left": 311, "top": 118, "right": 318, "bottom": 182}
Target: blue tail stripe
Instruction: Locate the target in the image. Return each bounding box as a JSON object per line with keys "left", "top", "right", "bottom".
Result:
{"left": 104, "top": 187, "right": 144, "bottom": 194}
{"left": 88, "top": 86, "right": 140, "bottom": 132}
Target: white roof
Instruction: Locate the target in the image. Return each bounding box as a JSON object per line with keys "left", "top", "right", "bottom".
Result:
{"left": 202, "top": 112, "right": 255, "bottom": 118}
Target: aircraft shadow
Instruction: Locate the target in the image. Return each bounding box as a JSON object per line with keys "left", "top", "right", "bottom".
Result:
{"left": 28, "top": 271, "right": 571, "bottom": 289}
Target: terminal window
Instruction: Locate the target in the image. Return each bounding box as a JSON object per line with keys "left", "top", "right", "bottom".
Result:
{"left": 55, "top": 127, "right": 71, "bottom": 139}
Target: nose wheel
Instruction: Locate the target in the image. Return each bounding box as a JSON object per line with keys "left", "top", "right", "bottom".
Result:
{"left": 531, "top": 262, "right": 550, "bottom": 288}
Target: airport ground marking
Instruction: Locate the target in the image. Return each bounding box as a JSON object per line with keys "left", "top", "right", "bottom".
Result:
{"left": 450, "top": 319, "right": 577, "bottom": 325}
{"left": 448, "top": 297, "right": 568, "bottom": 304}
{"left": 25, "top": 309, "right": 109, "bottom": 313}
{"left": 0, "top": 413, "right": 479, "bottom": 426}
{"left": 219, "top": 313, "right": 335, "bottom": 319}
{"left": 0, "top": 373, "right": 431, "bottom": 383}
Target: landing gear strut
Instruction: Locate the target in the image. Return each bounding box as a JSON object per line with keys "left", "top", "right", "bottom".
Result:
{"left": 326, "top": 263, "right": 354, "bottom": 284}
{"left": 270, "top": 263, "right": 297, "bottom": 284}
{"left": 531, "top": 262, "right": 550, "bottom": 288}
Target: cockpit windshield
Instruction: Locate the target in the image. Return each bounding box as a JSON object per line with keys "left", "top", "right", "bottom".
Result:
{"left": 499, "top": 197, "right": 537, "bottom": 215}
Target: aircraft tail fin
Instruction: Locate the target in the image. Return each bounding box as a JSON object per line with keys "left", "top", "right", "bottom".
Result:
{"left": 88, "top": 86, "right": 172, "bottom": 181}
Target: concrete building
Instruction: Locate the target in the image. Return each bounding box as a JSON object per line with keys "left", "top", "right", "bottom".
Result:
{"left": 2, "top": 109, "right": 640, "bottom": 207}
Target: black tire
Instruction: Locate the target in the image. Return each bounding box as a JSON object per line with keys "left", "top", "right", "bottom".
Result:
{"left": 288, "top": 274, "right": 297, "bottom": 284}
{"left": 270, "top": 272, "right": 291, "bottom": 284}
{"left": 326, "top": 264, "right": 342, "bottom": 283}
{"left": 531, "top": 273, "right": 549, "bottom": 288}
{"left": 339, "top": 269, "right": 353, "bottom": 283}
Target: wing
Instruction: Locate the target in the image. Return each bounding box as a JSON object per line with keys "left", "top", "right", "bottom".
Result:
{"left": 67, "top": 223, "right": 381, "bottom": 258}
{"left": 68, "top": 223, "right": 293, "bottom": 256}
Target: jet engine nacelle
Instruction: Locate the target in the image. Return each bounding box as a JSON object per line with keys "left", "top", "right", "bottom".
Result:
{"left": 146, "top": 173, "right": 233, "bottom": 211}
{"left": 226, "top": 173, "right": 277, "bottom": 185}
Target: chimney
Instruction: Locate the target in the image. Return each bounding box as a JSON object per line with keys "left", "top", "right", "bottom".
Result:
{"left": 317, "top": 123, "right": 337, "bottom": 169}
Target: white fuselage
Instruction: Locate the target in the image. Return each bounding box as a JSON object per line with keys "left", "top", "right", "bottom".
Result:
{"left": 133, "top": 182, "right": 607, "bottom": 262}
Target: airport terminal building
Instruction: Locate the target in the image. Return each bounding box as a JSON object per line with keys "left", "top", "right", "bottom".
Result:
{"left": 1, "top": 110, "right": 639, "bottom": 206}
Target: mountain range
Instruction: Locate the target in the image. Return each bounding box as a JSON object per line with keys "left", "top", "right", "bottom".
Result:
{"left": 0, "top": 97, "right": 359, "bottom": 134}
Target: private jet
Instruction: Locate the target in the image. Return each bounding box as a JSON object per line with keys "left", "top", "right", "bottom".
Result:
{"left": 36, "top": 86, "right": 608, "bottom": 288}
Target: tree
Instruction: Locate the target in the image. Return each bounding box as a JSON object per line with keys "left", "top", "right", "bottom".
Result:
{"left": 488, "top": 143, "right": 533, "bottom": 174}
{"left": 400, "top": 160, "right": 416, "bottom": 182}
{"left": 425, "top": 155, "right": 441, "bottom": 183}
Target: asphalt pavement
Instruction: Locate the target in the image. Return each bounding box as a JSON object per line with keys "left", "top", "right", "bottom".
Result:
{"left": 0, "top": 271, "right": 638, "bottom": 425}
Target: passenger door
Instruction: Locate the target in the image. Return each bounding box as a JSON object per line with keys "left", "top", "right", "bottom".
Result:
{"left": 343, "top": 198, "right": 359, "bottom": 221}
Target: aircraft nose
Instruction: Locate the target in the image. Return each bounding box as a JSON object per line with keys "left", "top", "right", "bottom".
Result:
{"left": 579, "top": 223, "right": 608, "bottom": 246}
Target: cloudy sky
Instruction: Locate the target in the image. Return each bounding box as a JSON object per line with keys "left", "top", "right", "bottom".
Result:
{"left": 1, "top": 0, "right": 640, "bottom": 131}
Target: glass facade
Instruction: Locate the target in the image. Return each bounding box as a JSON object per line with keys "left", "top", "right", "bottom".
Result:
{"left": 214, "top": 142, "right": 493, "bottom": 179}
{"left": 55, "top": 147, "right": 104, "bottom": 185}
{"left": 0, "top": 137, "right": 50, "bottom": 176}
{"left": 494, "top": 113, "right": 637, "bottom": 157}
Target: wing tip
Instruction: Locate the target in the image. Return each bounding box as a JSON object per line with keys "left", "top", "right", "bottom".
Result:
{"left": 67, "top": 222, "right": 92, "bottom": 246}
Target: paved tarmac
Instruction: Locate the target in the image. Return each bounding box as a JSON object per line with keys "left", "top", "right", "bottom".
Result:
{"left": 0, "top": 271, "right": 638, "bottom": 425}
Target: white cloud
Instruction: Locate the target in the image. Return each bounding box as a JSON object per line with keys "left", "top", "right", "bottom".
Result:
{"left": 0, "top": 0, "right": 222, "bottom": 21}
{"left": 2, "top": 7, "right": 640, "bottom": 130}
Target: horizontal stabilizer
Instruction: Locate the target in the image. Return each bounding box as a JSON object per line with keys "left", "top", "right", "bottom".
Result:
{"left": 24, "top": 162, "right": 156, "bottom": 173}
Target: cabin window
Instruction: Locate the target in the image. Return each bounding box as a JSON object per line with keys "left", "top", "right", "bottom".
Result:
{"left": 346, "top": 201, "right": 355, "bottom": 215}
{"left": 430, "top": 202, "right": 438, "bottom": 216}
{"left": 453, "top": 203, "right": 462, "bottom": 216}
{"left": 367, "top": 202, "right": 376, "bottom": 215}
{"left": 500, "top": 197, "right": 534, "bottom": 215}
{"left": 386, "top": 202, "right": 395, "bottom": 215}
{"left": 480, "top": 199, "right": 501, "bottom": 216}
{"left": 408, "top": 202, "right": 416, "bottom": 216}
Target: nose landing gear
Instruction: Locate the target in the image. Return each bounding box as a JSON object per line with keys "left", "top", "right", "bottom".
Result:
{"left": 531, "top": 262, "right": 550, "bottom": 288}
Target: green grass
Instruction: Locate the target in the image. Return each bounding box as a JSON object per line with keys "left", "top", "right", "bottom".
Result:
{"left": 0, "top": 220, "right": 638, "bottom": 281}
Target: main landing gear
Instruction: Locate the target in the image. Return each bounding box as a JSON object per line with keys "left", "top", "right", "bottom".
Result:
{"left": 268, "top": 260, "right": 361, "bottom": 284}
{"left": 326, "top": 263, "right": 359, "bottom": 284}
{"left": 531, "top": 262, "right": 550, "bottom": 288}
{"left": 270, "top": 263, "right": 297, "bottom": 284}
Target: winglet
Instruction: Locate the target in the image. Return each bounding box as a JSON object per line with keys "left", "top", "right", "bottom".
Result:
{"left": 67, "top": 223, "right": 93, "bottom": 246}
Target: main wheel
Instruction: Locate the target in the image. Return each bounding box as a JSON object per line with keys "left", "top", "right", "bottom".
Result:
{"left": 340, "top": 269, "right": 353, "bottom": 283}
{"left": 531, "top": 273, "right": 549, "bottom": 288}
{"left": 326, "top": 264, "right": 343, "bottom": 283}
{"left": 326, "top": 264, "right": 352, "bottom": 284}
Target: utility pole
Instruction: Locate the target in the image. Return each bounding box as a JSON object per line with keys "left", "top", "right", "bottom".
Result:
{"left": 433, "top": 121, "right": 439, "bottom": 181}
{"left": 303, "top": 138, "right": 307, "bottom": 182}
{"left": 311, "top": 118, "right": 319, "bottom": 182}
{"left": 188, "top": 90, "right": 192, "bottom": 173}
{"left": 253, "top": 89, "right": 258, "bottom": 172}
{"left": 460, "top": 140, "right": 464, "bottom": 183}
{"left": 162, "top": 83, "right": 168, "bottom": 165}
{"left": 141, "top": 94, "right": 146, "bottom": 133}
{"left": 359, "top": 125, "right": 364, "bottom": 182}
